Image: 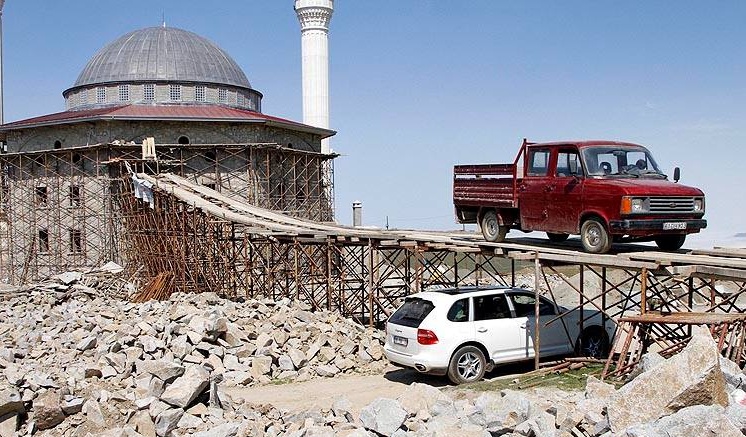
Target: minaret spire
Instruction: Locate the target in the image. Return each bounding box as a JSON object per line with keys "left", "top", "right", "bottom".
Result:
{"left": 294, "top": 0, "right": 334, "bottom": 154}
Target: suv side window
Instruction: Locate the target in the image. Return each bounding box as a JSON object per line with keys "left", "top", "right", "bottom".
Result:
{"left": 447, "top": 298, "right": 469, "bottom": 322}
{"left": 473, "top": 294, "right": 511, "bottom": 321}
{"left": 509, "top": 293, "right": 557, "bottom": 317}
{"left": 527, "top": 149, "right": 551, "bottom": 176}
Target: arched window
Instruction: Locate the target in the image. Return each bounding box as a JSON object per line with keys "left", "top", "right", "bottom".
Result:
{"left": 178, "top": 136, "right": 190, "bottom": 145}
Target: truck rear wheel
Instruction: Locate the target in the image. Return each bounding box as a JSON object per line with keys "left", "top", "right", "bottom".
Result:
{"left": 546, "top": 232, "right": 569, "bottom": 243}
{"left": 581, "top": 218, "right": 612, "bottom": 254}
{"left": 481, "top": 210, "right": 508, "bottom": 242}
{"left": 655, "top": 234, "right": 686, "bottom": 251}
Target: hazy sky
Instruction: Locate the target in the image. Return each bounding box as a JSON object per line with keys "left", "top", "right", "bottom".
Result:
{"left": 3, "top": 1, "right": 745, "bottom": 246}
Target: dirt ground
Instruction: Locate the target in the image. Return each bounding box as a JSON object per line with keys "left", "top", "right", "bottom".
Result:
{"left": 227, "top": 365, "right": 445, "bottom": 413}
{"left": 227, "top": 362, "right": 545, "bottom": 413}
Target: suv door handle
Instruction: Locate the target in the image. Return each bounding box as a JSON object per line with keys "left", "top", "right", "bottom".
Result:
{"left": 544, "top": 185, "right": 555, "bottom": 192}
{"left": 477, "top": 327, "right": 487, "bottom": 333}
{"left": 519, "top": 323, "right": 527, "bottom": 329}
{"left": 518, "top": 184, "right": 527, "bottom": 192}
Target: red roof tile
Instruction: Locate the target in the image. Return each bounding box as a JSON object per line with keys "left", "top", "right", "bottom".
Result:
{"left": 0, "top": 104, "right": 334, "bottom": 137}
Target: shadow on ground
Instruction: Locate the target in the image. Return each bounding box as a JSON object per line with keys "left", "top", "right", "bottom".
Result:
{"left": 384, "top": 359, "right": 559, "bottom": 387}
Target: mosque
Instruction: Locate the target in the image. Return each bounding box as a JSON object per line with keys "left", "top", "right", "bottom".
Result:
{"left": 0, "top": 1, "right": 335, "bottom": 283}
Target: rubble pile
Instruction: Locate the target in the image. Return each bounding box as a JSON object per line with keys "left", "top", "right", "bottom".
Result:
{"left": 0, "top": 271, "right": 386, "bottom": 436}
{"left": 2, "top": 271, "right": 746, "bottom": 436}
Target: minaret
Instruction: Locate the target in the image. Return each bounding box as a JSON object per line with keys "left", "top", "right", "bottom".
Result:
{"left": 294, "top": 0, "right": 333, "bottom": 154}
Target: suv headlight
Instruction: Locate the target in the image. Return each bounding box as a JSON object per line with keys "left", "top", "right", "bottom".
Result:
{"left": 621, "top": 196, "right": 649, "bottom": 214}
{"left": 694, "top": 198, "right": 704, "bottom": 212}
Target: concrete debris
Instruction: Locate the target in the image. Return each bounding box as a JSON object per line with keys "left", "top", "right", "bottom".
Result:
{"left": 4, "top": 268, "right": 746, "bottom": 436}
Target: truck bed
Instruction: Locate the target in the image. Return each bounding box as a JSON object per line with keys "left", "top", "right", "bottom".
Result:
{"left": 453, "top": 164, "right": 518, "bottom": 208}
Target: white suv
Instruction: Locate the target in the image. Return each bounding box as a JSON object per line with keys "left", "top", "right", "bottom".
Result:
{"left": 383, "top": 286, "right": 613, "bottom": 384}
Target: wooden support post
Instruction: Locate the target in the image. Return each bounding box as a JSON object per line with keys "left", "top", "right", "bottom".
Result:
{"left": 579, "top": 265, "right": 585, "bottom": 334}
{"left": 534, "top": 253, "right": 541, "bottom": 370}
{"left": 511, "top": 258, "right": 516, "bottom": 288}
{"left": 640, "top": 268, "right": 648, "bottom": 314}
{"left": 367, "top": 241, "right": 374, "bottom": 327}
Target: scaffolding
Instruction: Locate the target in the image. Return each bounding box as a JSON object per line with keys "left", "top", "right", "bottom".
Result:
{"left": 0, "top": 142, "right": 334, "bottom": 283}
{"left": 112, "top": 171, "right": 746, "bottom": 373}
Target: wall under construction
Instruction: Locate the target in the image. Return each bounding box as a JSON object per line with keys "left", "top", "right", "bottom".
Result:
{"left": 0, "top": 142, "right": 334, "bottom": 283}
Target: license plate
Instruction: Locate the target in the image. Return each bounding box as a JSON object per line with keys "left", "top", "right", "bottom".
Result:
{"left": 393, "top": 336, "right": 408, "bottom": 346}
{"left": 663, "top": 222, "right": 686, "bottom": 230}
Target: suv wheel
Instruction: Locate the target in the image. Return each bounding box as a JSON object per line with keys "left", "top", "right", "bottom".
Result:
{"left": 576, "top": 327, "right": 609, "bottom": 359}
{"left": 448, "top": 345, "right": 486, "bottom": 384}
{"left": 481, "top": 210, "right": 508, "bottom": 243}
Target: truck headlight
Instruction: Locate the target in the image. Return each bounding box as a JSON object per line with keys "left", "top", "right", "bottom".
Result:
{"left": 621, "top": 196, "right": 649, "bottom": 214}
{"left": 694, "top": 198, "right": 704, "bottom": 212}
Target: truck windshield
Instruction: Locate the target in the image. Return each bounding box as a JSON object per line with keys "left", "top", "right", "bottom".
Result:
{"left": 581, "top": 146, "right": 666, "bottom": 178}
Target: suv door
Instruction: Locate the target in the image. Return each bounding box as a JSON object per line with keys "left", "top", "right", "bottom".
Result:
{"left": 508, "top": 292, "right": 573, "bottom": 357}
{"left": 472, "top": 293, "right": 527, "bottom": 363}
{"left": 519, "top": 147, "right": 553, "bottom": 230}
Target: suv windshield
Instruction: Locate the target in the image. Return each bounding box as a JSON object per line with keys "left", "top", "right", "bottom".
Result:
{"left": 581, "top": 145, "right": 666, "bottom": 179}
{"left": 389, "top": 297, "right": 435, "bottom": 328}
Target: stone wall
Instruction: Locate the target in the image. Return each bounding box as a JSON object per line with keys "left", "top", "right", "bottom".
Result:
{"left": 5, "top": 120, "right": 321, "bottom": 154}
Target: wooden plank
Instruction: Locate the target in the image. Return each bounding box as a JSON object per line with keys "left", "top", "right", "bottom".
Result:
{"left": 692, "top": 247, "right": 746, "bottom": 259}
{"left": 623, "top": 251, "right": 746, "bottom": 270}
{"left": 620, "top": 312, "right": 746, "bottom": 324}
{"left": 670, "top": 265, "right": 746, "bottom": 281}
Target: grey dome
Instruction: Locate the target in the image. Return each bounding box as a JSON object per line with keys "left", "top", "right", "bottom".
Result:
{"left": 70, "top": 26, "right": 252, "bottom": 89}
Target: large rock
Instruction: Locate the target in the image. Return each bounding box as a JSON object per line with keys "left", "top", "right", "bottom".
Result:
{"left": 0, "top": 385, "right": 23, "bottom": 416}
{"left": 192, "top": 422, "right": 240, "bottom": 437}
{"left": 607, "top": 325, "right": 729, "bottom": 432}
{"left": 621, "top": 405, "right": 742, "bottom": 437}
{"left": 471, "top": 391, "right": 532, "bottom": 432}
{"left": 159, "top": 365, "right": 209, "bottom": 408}
{"left": 33, "top": 391, "right": 65, "bottom": 430}
{"left": 138, "top": 359, "right": 185, "bottom": 382}
{"left": 397, "top": 383, "right": 450, "bottom": 416}
{"left": 155, "top": 408, "right": 183, "bottom": 437}
{"left": 359, "top": 398, "right": 407, "bottom": 436}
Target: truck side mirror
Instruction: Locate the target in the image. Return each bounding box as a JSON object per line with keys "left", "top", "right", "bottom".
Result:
{"left": 673, "top": 167, "right": 680, "bottom": 183}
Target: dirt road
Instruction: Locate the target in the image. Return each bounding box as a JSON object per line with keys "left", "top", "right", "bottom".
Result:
{"left": 227, "top": 366, "right": 448, "bottom": 412}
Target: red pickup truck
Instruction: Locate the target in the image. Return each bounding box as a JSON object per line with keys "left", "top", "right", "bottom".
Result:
{"left": 453, "top": 140, "right": 706, "bottom": 253}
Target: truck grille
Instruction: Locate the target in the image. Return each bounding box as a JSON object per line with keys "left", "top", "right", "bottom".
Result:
{"left": 649, "top": 197, "right": 696, "bottom": 213}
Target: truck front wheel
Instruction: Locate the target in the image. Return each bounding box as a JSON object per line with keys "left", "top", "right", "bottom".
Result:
{"left": 481, "top": 210, "right": 508, "bottom": 243}
{"left": 655, "top": 234, "right": 686, "bottom": 251}
{"left": 581, "top": 218, "right": 612, "bottom": 254}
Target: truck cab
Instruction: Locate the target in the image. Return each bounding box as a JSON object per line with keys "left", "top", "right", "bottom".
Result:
{"left": 453, "top": 140, "right": 706, "bottom": 253}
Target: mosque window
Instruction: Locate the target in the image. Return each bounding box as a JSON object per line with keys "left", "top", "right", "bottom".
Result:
{"left": 170, "top": 84, "right": 181, "bottom": 101}
{"left": 69, "top": 229, "right": 83, "bottom": 253}
{"left": 54, "top": 140, "right": 62, "bottom": 149}
{"left": 96, "top": 87, "right": 106, "bottom": 104}
{"left": 35, "top": 186, "right": 48, "bottom": 206}
{"left": 79, "top": 90, "right": 88, "bottom": 106}
{"left": 69, "top": 185, "right": 81, "bottom": 207}
{"left": 38, "top": 229, "right": 49, "bottom": 253}
{"left": 218, "top": 88, "right": 227, "bottom": 103}
{"left": 195, "top": 86, "right": 205, "bottom": 102}
{"left": 143, "top": 84, "right": 155, "bottom": 102}
{"left": 178, "top": 136, "right": 190, "bottom": 145}
{"left": 119, "top": 85, "right": 130, "bottom": 102}
{"left": 237, "top": 93, "right": 245, "bottom": 107}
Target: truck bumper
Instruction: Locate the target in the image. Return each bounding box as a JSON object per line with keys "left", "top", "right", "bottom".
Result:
{"left": 609, "top": 218, "right": 707, "bottom": 233}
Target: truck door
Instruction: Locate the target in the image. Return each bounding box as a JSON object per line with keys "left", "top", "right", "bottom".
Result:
{"left": 546, "top": 148, "right": 584, "bottom": 233}
{"left": 518, "top": 147, "right": 552, "bottom": 230}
